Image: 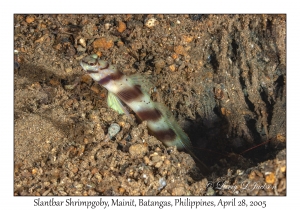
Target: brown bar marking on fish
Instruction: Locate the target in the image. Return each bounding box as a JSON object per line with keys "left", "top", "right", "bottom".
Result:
{"left": 136, "top": 108, "right": 162, "bottom": 122}
{"left": 149, "top": 128, "right": 177, "bottom": 143}
{"left": 99, "top": 71, "right": 123, "bottom": 85}
{"left": 117, "top": 85, "right": 144, "bottom": 103}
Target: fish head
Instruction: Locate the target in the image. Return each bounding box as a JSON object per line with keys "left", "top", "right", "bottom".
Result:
{"left": 80, "top": 54, "right": 114, "bottom": 82}
{"left": 80, "top": 54, "right": 109, "bottom": 73}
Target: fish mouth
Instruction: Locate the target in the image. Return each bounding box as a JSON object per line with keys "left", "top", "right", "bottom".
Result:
{"left": 80, "top": 54, "right": 110, "bottom": 73}
{"left": 86, "top": 70, "right": 99, "bottom": 74}
{"left": 80, "top": 61, "right": 99, "bottom": 73}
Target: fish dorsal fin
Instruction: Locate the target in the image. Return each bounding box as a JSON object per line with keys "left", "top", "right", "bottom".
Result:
{"left": 107, "top": 91, "right": 131, "bottom": 117}
{"left": 128, "top": 74, "right": 154, "bottom": 95}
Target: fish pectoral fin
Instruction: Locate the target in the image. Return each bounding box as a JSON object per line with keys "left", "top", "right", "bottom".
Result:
{"left": 107, "top": 91, "right": 131, "bottom": 117}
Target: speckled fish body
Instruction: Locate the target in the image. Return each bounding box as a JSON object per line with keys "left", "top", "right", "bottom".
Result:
{"left": 80, "top": 54, "right": 208, "bottom": 171}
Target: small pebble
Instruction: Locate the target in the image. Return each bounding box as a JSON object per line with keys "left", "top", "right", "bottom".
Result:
{"left": 79, "top": 38, "right": 86, "bottom": 48}
{"left": 26, "top": 15, "right": 35, "bottom": 23}
{"left": 171, "top": 186, "right": 185, "bottom": 196}
{"left": 72, "top": 167, "right": 78, "bottom": 173}
{"left": 144, "top": 156, "right": 150, "bottom": 165}
{"left": 166, "top": 56, "right": 174, "bottom": 65}
{"left": 174, "top": 45, "right": 188, "bottom": 56}
{"left": 90, "top": 85, "right": 100, "bottom": 94}
{"left": 182, "top": 35, "right": 194, "bottom": 43}
{"left": 171, "top": 53, "right": 179, "bottom": 60}
{"left": 65, "top": 67, "right": 73, "bottom": 73}
{"left": 169, "top": 64, "right": 176, "bottom": 72}
{"left": 155, "top": 59, "right": 165, "bottom": 70}
{"left": 117, "top": 21, "right": 126, "bottom": 33}
{"left": 206, "top": 187, "right": 216, "bottom": 196}
{"left": 104, "top": 23, "right": 111, "bottom": 30}
{"left": 119, "top": 187, "right": 125, "bottom": 194}
{"left": 76, "top": 45, "right": 86, "bottom": 52}
{"left": 49, "top": 79, "right": 60, "bottom": 86}
{"left": 93, "top": 37, "right": 114, "bottom": 50}
{"left": 108, "top": 123, "right": 120, "bottom": 139}
{"left": 155, "top": 161, "right": 163, "bottom": 168}
{"left": 151, "top": 155, "right": 162, "bottom": 162}
{"left": 164, "top": 159, "right": 170, "bottom": 165}
{"left": 81, "top": 74, "right": 93, "bottom": 84}
{"left": 158, "top": 177, "right": 167, "bottom": 190}
{"left": 265, "top": 172, "right": 275, "bottom": 184}
{"left": 145, "top": 18, "right": 158, "bottom": 28}
{"left": 248, "top": 171, "right": 256, "bottom": 180}
{"left": 32, "top": 168, "right": 38, "bottom": 175}
{"left": 91, "top": 168, "right": 98, "bottom": 174}
{"left": 117, "top": 40, "right": 124, "bottom": 47}
{"left": 129, "top": 144, "right": 148, "bottom": 158}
